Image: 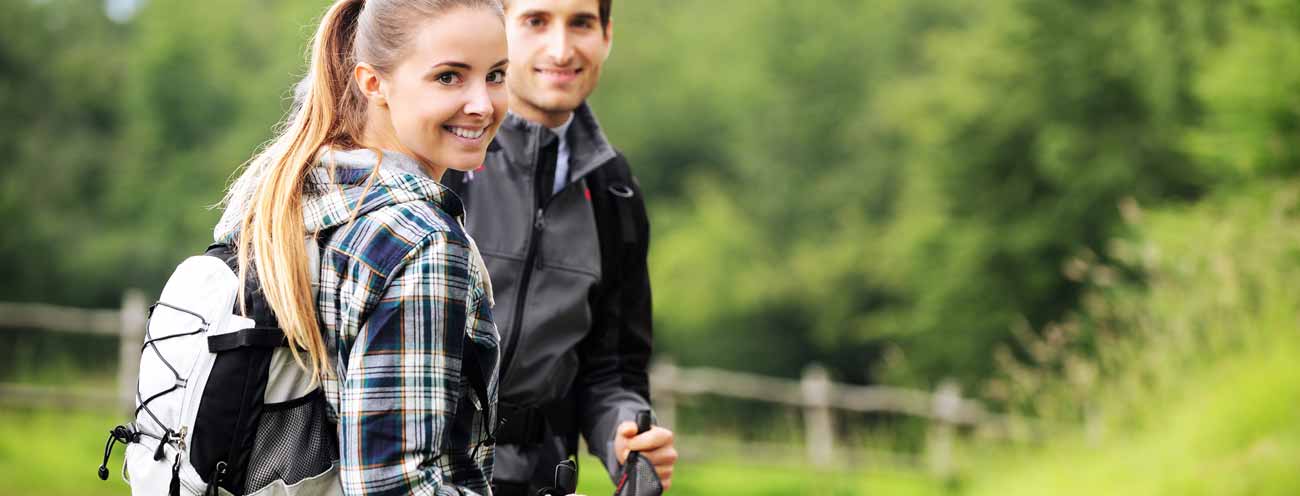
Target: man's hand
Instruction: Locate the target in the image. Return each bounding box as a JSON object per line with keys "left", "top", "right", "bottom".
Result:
{"left": 614, "top": 422, "right": 678, "bottom": 491}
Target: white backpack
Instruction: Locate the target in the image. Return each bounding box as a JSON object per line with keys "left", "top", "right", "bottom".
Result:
{"left": 98, "top": 243, "right": 340, "bottom": 496}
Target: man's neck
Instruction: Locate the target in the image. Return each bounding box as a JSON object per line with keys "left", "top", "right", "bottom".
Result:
{"left": 510, "top": 96, "right": 576, "bottom": 129}
{"left": 548, "top": 113, "right": 575, "bottom": 136}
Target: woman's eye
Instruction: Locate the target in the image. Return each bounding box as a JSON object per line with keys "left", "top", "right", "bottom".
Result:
{"left": 487, "top": 70, "right": 506, "bottom": 84}
{"left": 436, "top": 72, "right": 460, "bottom": 85}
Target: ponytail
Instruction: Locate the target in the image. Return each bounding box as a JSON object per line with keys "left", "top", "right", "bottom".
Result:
{"left": 235, "top": 0, "right": 366, "bottom": 381}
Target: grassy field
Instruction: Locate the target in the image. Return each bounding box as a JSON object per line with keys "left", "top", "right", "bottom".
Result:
{"left": 958, "top": 330, "right": 1300, "bottom": 495}
{"left": 0, "top": 407, "right": 943, "bottom": 496}
{"left": 8, "top": 337, "right": 1298, "bottom": 496}
{"left": 13, "top": 336, "right": 1298, "bottom": 496}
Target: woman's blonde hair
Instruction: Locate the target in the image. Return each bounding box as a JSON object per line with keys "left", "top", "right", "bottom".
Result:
{"left": 225, "top": 0, "right": 504, "bottom": 381}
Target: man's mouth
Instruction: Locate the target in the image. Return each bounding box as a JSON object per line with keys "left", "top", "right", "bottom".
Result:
{"left": 444, "top": 125, "right": 486, "bottom": 141}
{"left": 536, "top": 67, "right": 582, "bottom": 82}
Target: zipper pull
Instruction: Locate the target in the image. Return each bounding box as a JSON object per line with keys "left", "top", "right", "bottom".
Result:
{"left": 154, "top": 430, "right": 171, "bottom": 461}
{"left": 98, "top": 425, "right": 133, "bottom": 481}
{"left": 534, "top": 208, "right": 545, "bottom": 231}
{"left": 169, "top": 454, "right": 182, "bottom": 496}
{"left": 204, "top": 461, "right": 227, "bottom": 496}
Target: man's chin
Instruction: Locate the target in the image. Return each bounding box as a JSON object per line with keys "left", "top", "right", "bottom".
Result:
{"left": 526, "top": 90, "right": 589, "bottom": 114}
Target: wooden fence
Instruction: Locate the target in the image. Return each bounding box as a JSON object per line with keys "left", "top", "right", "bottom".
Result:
{"left": 0, "top": 294, "right": 997, "bottom": 473}
{"left": 649, "top": 361, "right": 990, "bottom": 473}
{"left": 0, "top": 291, "right": 147, "bottom": 413}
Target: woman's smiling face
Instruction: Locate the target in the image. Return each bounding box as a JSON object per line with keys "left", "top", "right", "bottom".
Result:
{"left": 362, "top": 5, "right": 508, "bottom": 176}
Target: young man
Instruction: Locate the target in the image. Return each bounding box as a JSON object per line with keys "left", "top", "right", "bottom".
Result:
{"left": 445, "top": 0, "right": 677, "bottom": 494}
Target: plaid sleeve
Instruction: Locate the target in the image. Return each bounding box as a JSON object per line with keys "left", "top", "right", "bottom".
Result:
{"left": 337, "top": 231, "right": 486, "bottom": 496}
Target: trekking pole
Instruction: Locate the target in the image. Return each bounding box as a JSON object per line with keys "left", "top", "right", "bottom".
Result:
{"left": 613, "top": 410, "right": 662, "bottom": 496}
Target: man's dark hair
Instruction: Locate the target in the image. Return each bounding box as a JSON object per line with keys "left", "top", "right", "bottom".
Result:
{"left": 597, "top": 0, "right": 611, "bottom": 32}
{"left": 505, "top": 0, "right": 611, "bottom": 34}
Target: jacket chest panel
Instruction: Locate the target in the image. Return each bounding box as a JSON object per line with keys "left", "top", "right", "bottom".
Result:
{"left": 462, "top": 161, "right": 602, "bottom": 280}
{"left": 461, "top": 165, "right": 533, "bottom": 256}
{"left": 535, "top": 183, "right": 601, "bottom": 278}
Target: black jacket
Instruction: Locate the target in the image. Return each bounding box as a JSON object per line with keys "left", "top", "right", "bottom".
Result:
{"left": 446, "top": 103, "right": 653, "bottom": 487}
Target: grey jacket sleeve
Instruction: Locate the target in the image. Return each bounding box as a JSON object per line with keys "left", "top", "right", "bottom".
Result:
{"left": 576, "top": 286, "right": 654, "bottom": 480}
{"left": 576, "top": 166, "right": 655, "bottom": 480}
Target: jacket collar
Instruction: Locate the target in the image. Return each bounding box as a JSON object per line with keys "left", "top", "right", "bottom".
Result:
{"left": 496, "top": 102, "right": 618, "bottom": 182}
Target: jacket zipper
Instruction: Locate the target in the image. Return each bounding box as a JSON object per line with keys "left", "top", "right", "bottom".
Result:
{"left": 499, "top": 132, "right": 558, "bottom": 392}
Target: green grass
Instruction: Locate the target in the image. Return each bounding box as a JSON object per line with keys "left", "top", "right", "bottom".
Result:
{"left": 11, "top": 343, "right": 1297, "bottom": 496}
{"left": 0, "top": 407, "right": 130, "bottom": 496}
{"left": 576, "top": 454, "right": 941, "bottom": 496}
{"left": 958, "top": 332, "right": 1300, "bottom": 495}
{"left": 0, "top": 406, "right": 943, "bottom": 496}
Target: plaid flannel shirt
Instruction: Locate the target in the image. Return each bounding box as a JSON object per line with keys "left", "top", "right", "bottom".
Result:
{"left": 302, "top": 149, "right": 500, "bottom": 495}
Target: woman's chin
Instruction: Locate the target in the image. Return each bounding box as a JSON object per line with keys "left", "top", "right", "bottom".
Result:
{"left": 441, "top": 155, "right": 487, "bottom": 173}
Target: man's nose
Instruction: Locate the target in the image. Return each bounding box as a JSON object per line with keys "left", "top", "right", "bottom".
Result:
{"left": 545, "top": 26, "right": 575, "bottom": 66}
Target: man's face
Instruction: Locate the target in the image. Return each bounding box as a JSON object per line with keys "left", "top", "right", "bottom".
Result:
{"left": 505, "top": 0, "right": 612, "bottom": 118}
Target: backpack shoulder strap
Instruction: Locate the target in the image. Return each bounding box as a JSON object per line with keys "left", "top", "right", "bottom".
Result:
{"left": 588, "top": 152, "right": 646, "bottom": 291}
{"left": 202, "top": 243, "right": 279, "bottom": 332}
{"left": 200, "top": 225, "right": 343, "bottom": 349}
{"left": 584, "top": 152, "right": 653, "bottom": 402}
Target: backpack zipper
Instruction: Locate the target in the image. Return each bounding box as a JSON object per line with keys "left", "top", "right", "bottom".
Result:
{"left": 176, "top": 426, "right": 187, "bottom": 453}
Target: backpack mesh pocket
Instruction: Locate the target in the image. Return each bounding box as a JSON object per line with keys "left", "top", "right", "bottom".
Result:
{"left": 244, "top": 389, "right": 337, "bottom": 492}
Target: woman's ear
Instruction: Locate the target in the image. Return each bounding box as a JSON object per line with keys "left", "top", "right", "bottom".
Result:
{"left": 355, "top": 62, "right": 388, "bottom": 108}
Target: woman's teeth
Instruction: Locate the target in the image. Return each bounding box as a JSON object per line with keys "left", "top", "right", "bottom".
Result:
{"left": 445, "top": 126, "right": 485, "bottom": 140}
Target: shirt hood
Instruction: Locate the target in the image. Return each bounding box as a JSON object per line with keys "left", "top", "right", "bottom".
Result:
{"left": 214, "top": 148, "right": 461, "bottom": 244}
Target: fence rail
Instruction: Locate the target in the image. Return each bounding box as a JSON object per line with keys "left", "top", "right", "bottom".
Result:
{"left": 649, "top": 361, "right": 989, "bottom": 472}
{"left": 0, "top": 291, "right": 147, "bottom": 413}
{"left": 0, "top": 301, "right": 123, "bottom": 336}
{"left": 1, "top": 294, "right": 998, "bottom": 473}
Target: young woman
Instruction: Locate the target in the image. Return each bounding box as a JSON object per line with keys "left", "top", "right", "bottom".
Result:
{"left": 214, "top": 0, "right": 506, "bottom": 493}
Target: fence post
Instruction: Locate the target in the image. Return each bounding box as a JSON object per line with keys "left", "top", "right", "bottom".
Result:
{"left": 926, "top": 379, "right": 961, "bottom": 478}
{"left": 801, "top": 363, "right": 834, "bottom": 469}
{"left": 650, "top": 358, "right": 678, "bottom": 430}
{"left": 117, "top": 289, "right": 147, "bottom": 414}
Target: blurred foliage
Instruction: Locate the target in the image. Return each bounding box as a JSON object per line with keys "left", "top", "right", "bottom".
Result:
{"left": 949, "top": 180, "right": 1300, "bottom": 495}
{"left": 3, "top": 0, "right": 1300, "bottom": 393}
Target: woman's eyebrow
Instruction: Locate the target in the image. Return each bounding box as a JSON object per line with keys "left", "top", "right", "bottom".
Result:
{"left": 428, "top": 59, "right": 509, "bottom": 72}
{"left": 430, "top": 61, "right": 472, "bottom": 70}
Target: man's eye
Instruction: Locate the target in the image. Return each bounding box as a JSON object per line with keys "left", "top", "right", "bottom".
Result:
{"left": 436, "top": 72, "right": 460, "bottom": 85}
{"left": 526, "top": 17, "right": 545, "bottom": 28}
{"left": 487, "top": 70, "right": 506, "bottom": 84}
